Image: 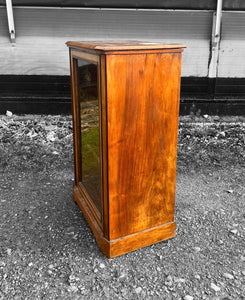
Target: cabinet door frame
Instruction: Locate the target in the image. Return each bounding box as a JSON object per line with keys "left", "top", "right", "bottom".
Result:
{"left": 69, "top": 49, "right": 106, "bottom": 229}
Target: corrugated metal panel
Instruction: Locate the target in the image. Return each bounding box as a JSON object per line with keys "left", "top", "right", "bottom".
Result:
{"left": 14, "top": 9, "right": 211, "bottom": 39}
{"left": 0, "top": 0, "right": 244, "bottom": 10}
{"left": 218, "top": 12, "right": 245, "bottom": 78}
{"left": 0, "top": 8, "right": 9, "bottom": 38}
{"left": 0, "top": 8, "right": 212, "bottom": 76}
{"left": 220, "top": 12, "right": 245, "bottom": 40}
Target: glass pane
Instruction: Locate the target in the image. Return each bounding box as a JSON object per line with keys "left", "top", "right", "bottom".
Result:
{"left": 78, "top": 59, "right": 100, "bottom": 213}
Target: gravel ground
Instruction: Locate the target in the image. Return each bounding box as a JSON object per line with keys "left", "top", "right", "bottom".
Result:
{"left": 0, "top": 114, "right": 244, "bottom": 300}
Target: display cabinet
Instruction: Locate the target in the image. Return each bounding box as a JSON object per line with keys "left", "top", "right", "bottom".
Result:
{"left": 66, "top": 41, "right": 185, "bottom": 258}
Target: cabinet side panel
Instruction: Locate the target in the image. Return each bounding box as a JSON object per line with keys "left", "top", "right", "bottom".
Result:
{"left": 106, "top": 52, "right": 182, "bottom": 240}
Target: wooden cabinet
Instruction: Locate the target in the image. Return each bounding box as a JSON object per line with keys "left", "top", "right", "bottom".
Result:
{"left": 66, "top": 41, "right": 185, "bottom": 258}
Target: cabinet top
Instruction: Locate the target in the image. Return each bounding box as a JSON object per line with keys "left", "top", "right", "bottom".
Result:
{"left": 66, "top": 40, "right": 186, "bottom": 52}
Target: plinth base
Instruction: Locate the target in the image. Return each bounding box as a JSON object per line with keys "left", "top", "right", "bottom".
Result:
{"left": 73, "top": 186, "right": 176, "bottom": 258}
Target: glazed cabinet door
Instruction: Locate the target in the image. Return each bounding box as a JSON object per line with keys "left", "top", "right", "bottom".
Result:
{"left": 70, "top": 50, "right": 103, "bottom": 226}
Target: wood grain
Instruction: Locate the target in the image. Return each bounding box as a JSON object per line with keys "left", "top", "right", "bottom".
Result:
{"left": 108, "top": 221, "right": 176, "bottom": 258}
{"left": 74, "top": 185, "right": 176, "bottom": 258}
{"left": 100, "top": 54, "right": 110, "bottom": 239}
{"left": 66, "top": 40, "right": 186, "bottom": 51}
{"left": 68, "top": 41, "right": 184, "bottom": 257}
{"left": 106, "top": 52, "right": 182, "bottom": 240}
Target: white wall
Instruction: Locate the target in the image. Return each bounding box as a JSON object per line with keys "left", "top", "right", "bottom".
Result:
{"left": 0, "top": 7, "right": 212, "bottom": 76}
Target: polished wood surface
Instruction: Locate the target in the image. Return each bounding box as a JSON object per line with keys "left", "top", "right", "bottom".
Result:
{"left": 106, "top": 52, "right": 182, "bottom": 240}
{"left": 66, "top": 40, "right": 186, "bottom": 52}
{"left": 67, "top": 41, "right": 185, "bottom": 257}
{"left": 74, "top": 186, "right": 176, "bottom": 258}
